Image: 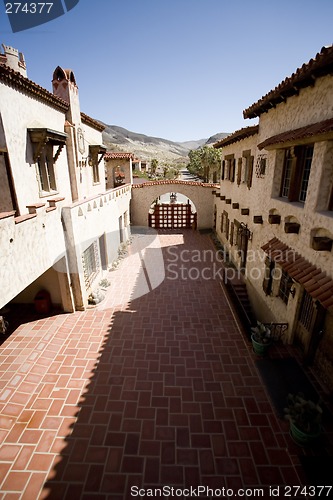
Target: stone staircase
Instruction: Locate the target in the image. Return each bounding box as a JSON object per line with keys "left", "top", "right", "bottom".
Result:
{"left": 223, "top": 279, "right": 256, "bottom": 336}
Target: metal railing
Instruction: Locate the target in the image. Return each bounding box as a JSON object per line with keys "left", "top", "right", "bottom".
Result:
{"left": 264, "top": 323, "right": 288, "bottom": 341}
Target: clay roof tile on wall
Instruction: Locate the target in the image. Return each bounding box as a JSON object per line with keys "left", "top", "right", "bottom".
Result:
{"left": 213, "top": 125, "right": 259, "bottom": 149}
{"left": 322, "top": 296, "right": 333, "bottom": 309}
{"left": 315, "top": 274, "right": 329, "bottom": 284}
{"left": 244, "top": 45, "right": 333, "bottom": 119}
{"left": 311, "top": 280, "right": 333, "bottom": 299}
{"left": 315, "top": 289, "right": 333, "bottom": 304}
{"left": 0, "top": 63, "right": 69, "bottom": 112}
{"left": 81, "top": 112, "right": 105, "bottom": 132}
{"left": 297, "top": 267, "right": 318, "bottom": 284}
{"left": 105, "top": 152, "right": 135, "bottom": 160}
{"left": 257, "top": 118, "right": 333, "bottom": 150}
{"left": 261, "top": 237, "right": 333, "bottom": 311}
{"left": 284, "top": 257, "right": 306, "bottom": 273}
{"left": 0, "top": 64, "right": 103, "bottom": 130}
{"left": 131, "top": 180, "right": 219, "bottom": 189}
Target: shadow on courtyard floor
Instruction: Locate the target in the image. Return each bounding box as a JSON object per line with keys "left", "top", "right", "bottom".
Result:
{"left": 35, "top": 230, "right": 333, "bottom": 498}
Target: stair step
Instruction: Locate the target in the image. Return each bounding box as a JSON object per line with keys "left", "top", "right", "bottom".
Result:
{"left": 229, "top": 282, "right": 255, "bottom": 330}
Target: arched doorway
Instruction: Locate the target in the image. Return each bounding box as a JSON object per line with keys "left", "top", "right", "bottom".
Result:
{"left": 148, "top": 192, "right": 197, "bottom": 229}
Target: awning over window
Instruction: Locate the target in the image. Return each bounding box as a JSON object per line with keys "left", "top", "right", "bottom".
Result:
{"left": 262, "top": 237, "right": 333, "bottom": 311}
{"left": 28, "top": 128, "right": 67, "bottom": 162}
{"left": 89, "top": 144, "right": 107, "bottom": 164}
{"left": 258, "top": 118, "right": 333, "bottom": 150}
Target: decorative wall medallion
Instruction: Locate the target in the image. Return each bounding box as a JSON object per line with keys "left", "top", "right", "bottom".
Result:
{"left": 77, "top": 127, "right": 85, "bottom": 154}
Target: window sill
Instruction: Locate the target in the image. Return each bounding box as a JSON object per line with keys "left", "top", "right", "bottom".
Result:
{"left": 317, "top": 210, "right": 333, "bottom": 219}
{"left": 277, "top": 295, "right": 289, "bottom": 306}
{"left": 272, "top": 197, "right": 305, "bottom": 210}
{"left": 39, "top": 190, "right": 59, "bottom": 198}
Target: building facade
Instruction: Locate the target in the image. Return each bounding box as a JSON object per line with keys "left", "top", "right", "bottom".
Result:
{"left": 104, "top": 152, "right": 134, "bottom": 189}
{"left": 214, "top": 45, "right": 333, "bottom": 390}
{"left": 0, "top": 44, "right": 131, "bottom": 313}
{"left": 1, "top": 42, "right": 333, "bottom": 390}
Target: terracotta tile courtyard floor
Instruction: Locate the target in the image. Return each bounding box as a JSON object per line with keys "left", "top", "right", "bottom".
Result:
{"left": 0, "top": 230, "right": 332, "bottom": 499}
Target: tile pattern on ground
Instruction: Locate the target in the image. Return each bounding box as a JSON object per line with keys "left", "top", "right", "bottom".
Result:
{"left": 0, "top": 230, "right": 329, "bottom": 499}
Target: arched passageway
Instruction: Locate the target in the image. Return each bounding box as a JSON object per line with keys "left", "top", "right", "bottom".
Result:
{"left": 148, "top": 191, "right": 197, "bottom": 229}
{"left": 131, "top": 180, "right": 217, "bottom": 230}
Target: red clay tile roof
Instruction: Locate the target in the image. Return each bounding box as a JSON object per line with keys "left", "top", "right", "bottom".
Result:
{"left": 213, "top": 125, "right": 259, "bottom": 149}
{"left": 81, "top": 112, "right": 105, "bottom": 132}
{"left": 262, "top": 237, "right": 333, "bottom": 311}
{"left": 0, "top": 64, "right": 104, "bottom": 129}
{"left": 258, "top": 118, "right": 333, "bottom": 150}
{"left": 105, "top": 152, "right": 135, "bottom": 160}
{"left": 132, "top": 180, "right": 219, "bottom": 188}
{"left": 0, "top": 63, "right": 69, "bottom": 112}
{"left": 244, "top": 45, "right": 333, "bottom": 119}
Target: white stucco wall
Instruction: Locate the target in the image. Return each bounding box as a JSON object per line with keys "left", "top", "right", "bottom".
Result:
{"left": 12, "top": 266, "right": 63, "bottom": 306}
{"left": 62, "top": 185, "right": 132, "bottom": 308}
{"left": 78, "top": 122, "right": 106, "bottom": 199}
{"left": 0, "top": 84, "right": 72, "bottom": 215}
{"left": 0, "top": 208, "right": 67, "bottom": 308}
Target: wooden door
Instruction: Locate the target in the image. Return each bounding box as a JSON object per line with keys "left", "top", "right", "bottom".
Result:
{"left": 295, "top": 290, "right": 325, "bottom": 363}
{"left": 149, "top": 204, "right": 196, "bottom": 229}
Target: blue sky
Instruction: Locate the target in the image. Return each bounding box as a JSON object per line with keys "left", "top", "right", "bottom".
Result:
{"left": 1, "top": 0, "right": 333, "bottom": 141}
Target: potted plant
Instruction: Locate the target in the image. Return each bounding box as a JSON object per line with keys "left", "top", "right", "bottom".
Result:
{"left": 284, "top": 392, "right": 322, "bottom": 446}
{"left": 250, "top": 321, "right": 272, "bottom": 355}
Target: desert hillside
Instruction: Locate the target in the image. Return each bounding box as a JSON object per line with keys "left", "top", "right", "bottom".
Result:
{"left": 101, "top": 123, "right": 229, "bottom": 164}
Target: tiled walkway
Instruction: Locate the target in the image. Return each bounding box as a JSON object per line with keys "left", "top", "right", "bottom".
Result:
{"left": 0, "top": 230, "right": 330, "bottom": 499}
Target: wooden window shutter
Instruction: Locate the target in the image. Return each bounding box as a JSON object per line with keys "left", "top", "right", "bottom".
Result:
{"left": 237, "top": 158, "right": 242, "bottom": 185}
{"left": 230, "top": 222, "right": 234, "bottom": 245}
{"left": 288, "top": 147, "right": 300, "bottom": 201}
{"left": 221, "top": 160, "right": 225, "bottom": 180}
{"left": 233, "top": 220, "right": 240, "bottom": 248}
{"left": 225, "top": 216, "right": 230, "bottom": 240}
{"left": 262, "top": 257, "right": 274, "bottom": 295}
{"left": 230, "top": 159, "right": 236, "bottom": 182}
{"left": 247, "top": 156, "right": 254, "bottom": 189}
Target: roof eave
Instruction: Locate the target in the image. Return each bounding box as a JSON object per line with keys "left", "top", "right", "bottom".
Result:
{"left": 243, "top": 45, "right": 333, "bottom": 119}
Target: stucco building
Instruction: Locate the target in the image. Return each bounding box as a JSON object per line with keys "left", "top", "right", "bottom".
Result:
{"left": 214, "top": 45, "right": 333, "bottom": 390}
{"left": 0, "top": 44, "right": 131, "bottom": 313}
{"left": 1, "top": 42, "right": 333, "bottom": 390}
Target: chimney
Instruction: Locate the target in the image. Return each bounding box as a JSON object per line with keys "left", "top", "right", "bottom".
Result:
{"left": 0, "top": 44, "right": 27, "bottom": 77}
{"left": 52, "top": 66, "right": 81, "bottom": 125}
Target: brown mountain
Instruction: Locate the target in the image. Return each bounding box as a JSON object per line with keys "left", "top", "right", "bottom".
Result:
{"left": 101, "top": 123, "right": 229, "bottom": 164}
